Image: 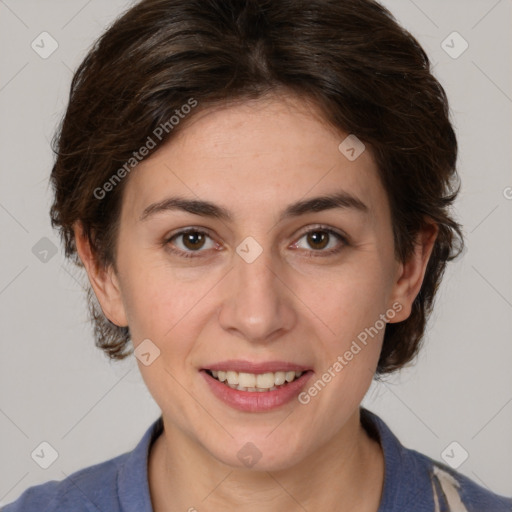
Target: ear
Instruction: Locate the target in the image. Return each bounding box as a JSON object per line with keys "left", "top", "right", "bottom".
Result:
{"left": 388, "top": 221, "right": 438, "bottom": 323}
{"left": 73, "top": 221, "right": 128, "bottom": 327}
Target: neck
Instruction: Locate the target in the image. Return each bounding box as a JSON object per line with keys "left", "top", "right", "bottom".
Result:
{"left": 148, "top": 409, "right": 384, "bottom": 512}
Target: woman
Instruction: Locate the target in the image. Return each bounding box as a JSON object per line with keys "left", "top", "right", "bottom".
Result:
{"left": 4, "top": 0, "right": 511, "bottom": 511}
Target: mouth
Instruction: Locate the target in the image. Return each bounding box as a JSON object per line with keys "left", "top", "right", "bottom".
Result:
{"left": 200, "top": 362, "right": 314, "bottom": 412}
{"left": 205, "top": 369, "right": 305, "bottom": 392}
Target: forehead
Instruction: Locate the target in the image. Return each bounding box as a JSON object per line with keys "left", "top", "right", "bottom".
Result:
{"left": 121, "top": 94, "right": 387, "bottom": 225}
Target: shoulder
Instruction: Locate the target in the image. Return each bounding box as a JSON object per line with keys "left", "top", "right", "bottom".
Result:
{"left": 361, "top": 408, "right": 512, "bottom": 512}
{"left": 416, "top": 451, "right": 512, "bottom": 512}
{"left": 2, "top": 453, "right": 127, "bottom": 512}
{"left": 2, "top": 416, "right": 162, "bottom": 512}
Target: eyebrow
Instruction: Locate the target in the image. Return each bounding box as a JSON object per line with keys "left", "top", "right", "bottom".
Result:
{"left": 139, "top": 191, "right": 369, "bottom": 223}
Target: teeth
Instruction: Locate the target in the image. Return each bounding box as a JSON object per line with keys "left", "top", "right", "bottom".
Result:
{"left": 285, "top": 371, "right": 296, "bottom": 382}
{"left": 256, "top": 372, "right": 275, "bottom": 388}
{"left": 226, "top": 371, "right": 238, "bottom": 385}
{"left": 209, "top": 369, "right": 304, "bottom": 391}
{"left": 238, "top": 372, "right": 256, "bottom": 388}
{"left": 274, "top": 371, "right": 286, "bottom": 385}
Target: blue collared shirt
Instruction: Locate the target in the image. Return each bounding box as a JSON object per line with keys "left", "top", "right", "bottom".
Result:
{"left": 3, "top": 408, "right": 511, "bottom": 511}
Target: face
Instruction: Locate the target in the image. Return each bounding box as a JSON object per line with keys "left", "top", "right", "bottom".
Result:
{"left": 79, "top": 93, "right": 432, "bottom": 472}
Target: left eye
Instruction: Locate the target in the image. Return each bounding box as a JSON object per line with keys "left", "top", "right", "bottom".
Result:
{"left": 293, "top": 228, "right": 346, "bottom": 254}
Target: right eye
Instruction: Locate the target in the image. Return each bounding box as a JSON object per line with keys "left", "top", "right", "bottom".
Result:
{"left": 165, "top": 228, "right": 220, "bottom": 258}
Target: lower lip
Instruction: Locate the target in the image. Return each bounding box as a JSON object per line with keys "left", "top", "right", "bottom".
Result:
{"left": 200, "top": 370, "right": 313, "bottom": 412}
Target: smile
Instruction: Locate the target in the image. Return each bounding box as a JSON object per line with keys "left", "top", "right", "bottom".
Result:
{"left": 200, "top": 363, "right": 314, "bottom": 412}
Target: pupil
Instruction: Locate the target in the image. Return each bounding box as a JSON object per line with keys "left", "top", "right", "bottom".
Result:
{"left": 308, "top": 231, "right": 328, "bottom": 250}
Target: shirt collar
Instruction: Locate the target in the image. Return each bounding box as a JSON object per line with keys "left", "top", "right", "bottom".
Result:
{"left": 117, "top": 415, "right": 164, "bottom": 512}
{"left": 361, "top": 407, "right": 435, "bottom": 512}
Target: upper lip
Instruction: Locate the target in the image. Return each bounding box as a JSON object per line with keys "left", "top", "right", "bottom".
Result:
{"left": 202, "top": 360, "right": 312, "bottom": 374}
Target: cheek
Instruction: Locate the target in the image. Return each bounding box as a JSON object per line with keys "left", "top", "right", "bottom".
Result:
{"left": 115, "top": 245, "right": 188, "bottom": 338}
{"left": 122, "top": 270, "right": 203, "bottom": 344}
{"left": 307, "top": 263, "right": 391, "bottom": 332}
{"left": 297, "top": 270, "right": 390, "bottom": 422}
{"left": 296, "top": 257, "right": 392, "bottom": 379}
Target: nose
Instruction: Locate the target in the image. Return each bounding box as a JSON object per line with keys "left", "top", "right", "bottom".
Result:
{"left": 217, "top": 244, "right": 297, "bottom": 344}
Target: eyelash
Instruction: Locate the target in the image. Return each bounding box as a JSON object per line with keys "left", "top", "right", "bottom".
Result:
{"left": 164, "top": 225, "right": 349, "bottom": 259}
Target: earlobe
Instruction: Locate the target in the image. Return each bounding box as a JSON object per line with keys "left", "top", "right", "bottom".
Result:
{"left": 388, "top": 223, "right": 438, "bottom": 323}
{"left": 73, "top": 221, "right": 128, "bottom": 327}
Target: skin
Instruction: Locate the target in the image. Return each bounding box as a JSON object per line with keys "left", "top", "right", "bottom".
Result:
{"left": 75, "top": 92, "right": 437, "bottom": 511}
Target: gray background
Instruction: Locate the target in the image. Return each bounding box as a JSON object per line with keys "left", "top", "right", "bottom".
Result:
{"left": 1, "top": 0, "right": 511, "bottom": 506}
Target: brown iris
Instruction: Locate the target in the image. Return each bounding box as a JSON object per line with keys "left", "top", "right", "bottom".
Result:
{"left": 182, "top": 231, "right": 206, "bottom": 250}
{"left": 307, "top": 231, "right": 329, "bottom": 250}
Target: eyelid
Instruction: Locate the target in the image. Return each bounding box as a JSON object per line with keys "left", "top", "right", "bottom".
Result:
{"left": 164, "top": 226, "right": 216, "bottom": 242}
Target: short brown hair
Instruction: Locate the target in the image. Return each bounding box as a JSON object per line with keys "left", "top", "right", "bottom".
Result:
{"left": 50, "top": 0, "right": 463, "bottom": 374}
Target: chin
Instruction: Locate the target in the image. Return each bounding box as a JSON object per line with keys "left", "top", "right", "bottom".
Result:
{"left": 206, "top": 435, "right": 308, "bottom": 473}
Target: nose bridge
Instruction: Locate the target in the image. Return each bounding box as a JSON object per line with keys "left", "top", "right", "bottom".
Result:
{"left": 218, "top": 238, "right": 294, "bottom": 342}
{"left": 237, "top": 242, "right": 277, "bottom": 298}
